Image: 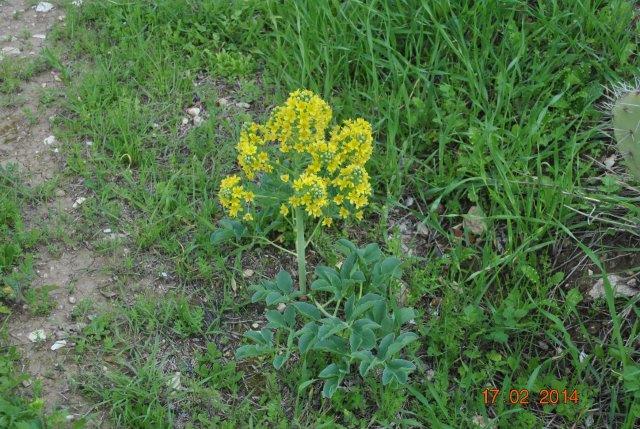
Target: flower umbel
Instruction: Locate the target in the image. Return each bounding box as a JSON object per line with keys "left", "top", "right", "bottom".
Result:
{"left": 217, "top": 89, "right": 374, "bottom": 224}
{"left": 218, "top": 175, "right": 254, "bottom": 218}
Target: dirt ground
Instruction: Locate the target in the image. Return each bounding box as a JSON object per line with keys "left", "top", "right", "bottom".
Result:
{"left": 1, "top": 0, "right": 110, "bottom": 423}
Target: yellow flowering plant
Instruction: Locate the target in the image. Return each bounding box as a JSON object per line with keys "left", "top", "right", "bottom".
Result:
{"left": 218, "top": 90, "right": 374, "bottom": 293}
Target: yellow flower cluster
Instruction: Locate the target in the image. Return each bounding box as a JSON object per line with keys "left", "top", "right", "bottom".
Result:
{"left": 265, "top": 90, "right": 332, "bottom": 153}
{"left": 290, "top": 172, "right": 328, "bottom": 217}
{"left": 218, "top": 89, "right": 373, "bottom": 223}
{"left": 218, "top": 175, "right": 254, "bottom": 218}
{"left": 237, "top": 122, "right": 272, "bottom": 180}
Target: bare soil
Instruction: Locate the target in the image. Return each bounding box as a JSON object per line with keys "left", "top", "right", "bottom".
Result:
{"left": 1, "top": 1, "right": 109, "bottom": 424}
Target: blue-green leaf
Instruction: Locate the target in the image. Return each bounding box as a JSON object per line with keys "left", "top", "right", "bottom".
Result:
{"left": 322, "top": 378, "right": 340, "bottom": 398}
{"left": 397, "top": 307, "right": 416, "bottom": 325}
{"left": 380, "top": 257, "right": 402, "bottom": 277}
{"left": 273, "top": 353, "right": 289, "bottom": 369}
{"left": 382, "top": 359, "right": 415, "bottom": 385}
{"left": 293, "top": 302, "right": 321, "bottom": 320}
{"left": 319, "top": 363, "right": 339, "bottom": 379}
{"left": 298, "top": 379, "right": 316, "bottom": 393}
{"left": 275, "top": 270, "right": 293, "bottom": 293}
{"left": 384, "top": 332, "right": 419, "bottom": 359}
{"left": 266, "top": 310, "right": 288, "bottom": 329}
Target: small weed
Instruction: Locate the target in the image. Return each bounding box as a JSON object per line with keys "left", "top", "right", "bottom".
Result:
{"left": 0, "top": 56, "right": 48, "bottom": 94}
{"left": 71, "top": 298, "right": 94, "bottom": 321}
{"left": 24, "top": 285, "right": 57, "bottom": 316}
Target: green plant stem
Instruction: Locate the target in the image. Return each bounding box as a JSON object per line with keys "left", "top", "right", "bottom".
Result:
{"left": 295, "top": 207, "right": 307, "bottom": 293}
{"left": 255, "top": 236, "right": 298, "bottom": 257}
{"left": 305, "top": 218, "right": 323, "bottom": 248}
{"left": 333, "top": 298, "right": 342, "bottom": 317}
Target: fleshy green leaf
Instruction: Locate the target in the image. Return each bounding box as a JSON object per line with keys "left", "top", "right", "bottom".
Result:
{"left": 382, "top": 359, "right": 415, "bottom": 385}
{"left": 319, "top": 363, "right": 339, "bottom": 379}
{"left": 273, "top": 353, "right": 289, "bottom": 369}
{"left": 344, "top": 295, "right": 355, "bottom": 320}
{"left": 275, "top": 270, "right": 293, "bottom": 293}
{"left": 384, "top": 332, "right": 419, "bottom": 359}
{"left": 310, "top": 278, "right": 332, "bottom": 292}
{"left": 266, "top": 310, "right": 289, "bottom": 329}
{"left": 318, "top": 318, "right": 347, "bottom": 340}
{"left": 265, "top": 291, "right": 284, "bottom": 306}
{"left": 322, "top": 378, "right": 340, "bottom": 398}
{"left": 293, "top": 302, "right": 321, "bottom": 320}
{"left": 298, "top": 379, "right": 317, "bottom": 393}
{"left": 378, "top": 333, "right": 394, "bottom": 358}
{"left": 340, "top": 253, "right": 356, "bottom": 278}
{"left": 336, "top": 239, "right": 357, "bottom": 255}
{"left": 380, "top": 257, "right": 402, "bottom": 277}
{"left": 397, "top": 307, "right": 416, "bottom": 325}
{"left": 361, "top": 243, "right": 383, "bottom": 264}
{"left": 251, "top": 288, "right": 268, "bottom": 303}
{"left": 235, "top": 344, "right": 269, "bottom": 360}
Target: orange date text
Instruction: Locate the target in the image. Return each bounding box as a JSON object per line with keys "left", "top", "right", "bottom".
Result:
{"left": 482, "top": 388, "right": 579, "bottom": 405}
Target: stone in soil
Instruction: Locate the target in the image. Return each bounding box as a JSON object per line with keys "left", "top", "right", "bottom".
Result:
{"left": 35, "top": 2, "right": 55, "bottom": 13}
{"left": 1, "top": 46, "right": 21, "bottom": 56}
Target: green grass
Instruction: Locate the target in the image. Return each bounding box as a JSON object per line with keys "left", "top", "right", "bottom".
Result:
{"left": 23, "top": 0, "right": 640, "bottom": 427}
{"left": 0, "top": 55, "right": 49, "bottom": 104}
{"left": 0, "top": 166, "right": 39, "bottom": 309}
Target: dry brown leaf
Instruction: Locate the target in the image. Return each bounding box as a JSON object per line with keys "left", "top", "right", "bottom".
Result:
{"left": 588, "top": 274, "right": 639, "bottom": 299}
{"left": 463, "top": 206, "right": 487, "bottom": 235}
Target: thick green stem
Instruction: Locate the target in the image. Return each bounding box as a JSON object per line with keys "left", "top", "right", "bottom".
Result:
{"left": 294, "top": 207, "right": 307, "bottom": 293}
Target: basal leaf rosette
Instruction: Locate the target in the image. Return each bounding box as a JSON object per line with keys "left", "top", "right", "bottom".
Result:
{"left": 218, "top": 89, "right": 374, "bottom": 225}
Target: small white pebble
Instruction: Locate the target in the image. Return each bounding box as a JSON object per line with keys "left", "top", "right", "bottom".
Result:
{"left": 251, "top": 322, "right": 259, "bottom": 329}
{"left": 181, "top": 117, "right": 189, "bottom": 125}
{"left": 1, "top": 47, "right": 21, "bottom": 56}
{"left": 186, "top": 107, "right": 201, "bottom": 117}
{"left": 43, "top": 135, "right": 56, "bottom": 146}
{"left": 68, "top": 296, "right": 76, "bottom": 304}
{"left": 51, "top": 340, "right": 67, "bottom": 351}
{"left": 426, "top": 369, "right": 435, "bottom": 381}
{"left": 277, "top": 303, "right": 286, "bottom": 312}
{"left": 36, "top": 2, "right": 54, "bottom": 13}
{"left": 103, "top": 228, "right": 112, "bottom": 234}
{"left": 33, "top": 34, "right": 46, "bottom": 40}
{"left": 161, "top": 272, "right": 168, "bottom": 278}
{"left": 72, "top": 197, "right": 86, "bottom": 208}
